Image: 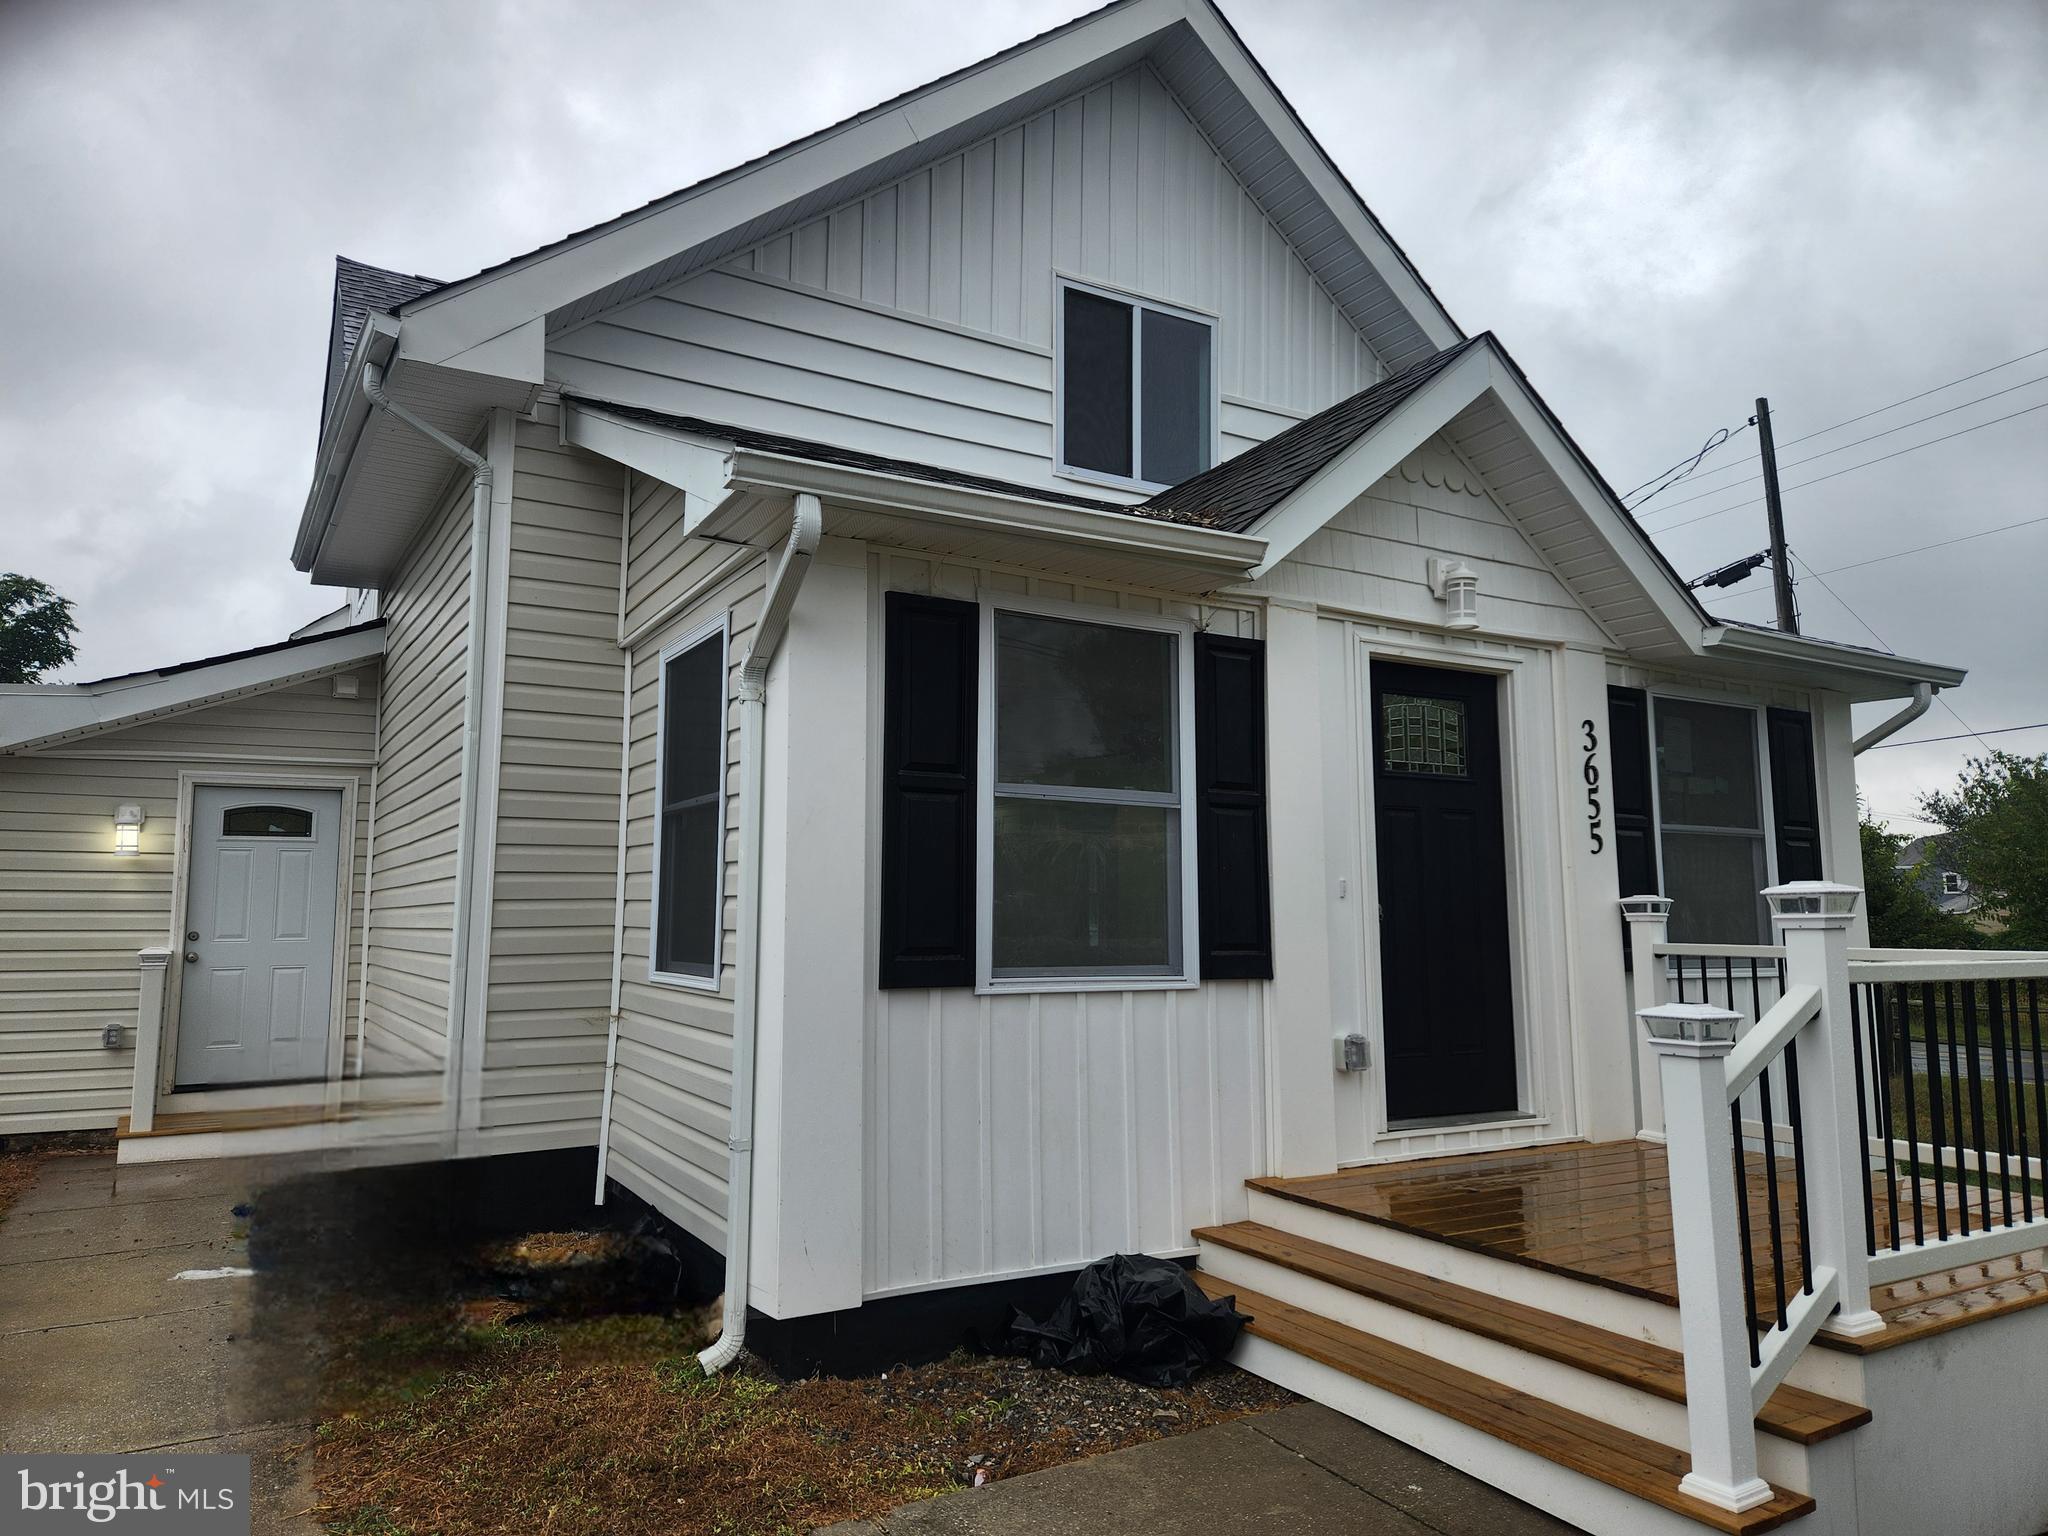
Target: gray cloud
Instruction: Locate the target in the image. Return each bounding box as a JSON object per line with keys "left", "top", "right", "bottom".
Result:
{"left": 2, "top": 0, "right": 2042, "bottom": 824}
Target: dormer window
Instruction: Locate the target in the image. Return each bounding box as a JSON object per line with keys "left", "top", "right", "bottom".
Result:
{"left": 1942, "top": 871, "right": 1965, "bottom": 895}
{"left": 1056, "top": 278, "right": 1214, "bottom": 492}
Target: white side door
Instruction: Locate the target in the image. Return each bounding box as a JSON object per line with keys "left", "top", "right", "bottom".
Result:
{"left": 175, "top": 786, "right": 342, "bottom": 1087}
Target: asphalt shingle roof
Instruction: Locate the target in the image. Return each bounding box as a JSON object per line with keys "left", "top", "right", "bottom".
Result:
{"left": 322, "top": 257, "right": 444, "bottom": 432}
{"left": 1138, "top": 335, "right": 1487, "bottom": 533}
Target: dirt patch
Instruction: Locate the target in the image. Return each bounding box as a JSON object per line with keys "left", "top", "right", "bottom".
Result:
{"left": 309, "top": 1235, "right": 1292, "bottom": 1536}
{"left": 0, "top": 1131, "right": 114, "bottom": 1223}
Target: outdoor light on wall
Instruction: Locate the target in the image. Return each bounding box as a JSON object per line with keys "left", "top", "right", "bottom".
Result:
{"left": 113, "top": 804, "right": 145, "bottom": 856}
{"left": 1427, "top": 557, "right": 1480, "bottom": 631}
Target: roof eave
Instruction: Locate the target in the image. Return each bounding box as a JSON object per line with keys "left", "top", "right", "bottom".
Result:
{"left": 1700, "top": 624, "right": 1967, "bottom": 701}
{"left": 293, "top": 312, "right": 400, "bottom": 573}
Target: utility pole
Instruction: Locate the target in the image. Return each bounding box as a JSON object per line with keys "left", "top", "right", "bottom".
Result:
{"left": 1753, "top": 397, "right": 1799, "bottom": 634}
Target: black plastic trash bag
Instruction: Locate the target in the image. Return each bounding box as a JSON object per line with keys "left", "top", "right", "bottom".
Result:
{"left": 1007, "top": 1254, "right": 1246, "bottom": 1387}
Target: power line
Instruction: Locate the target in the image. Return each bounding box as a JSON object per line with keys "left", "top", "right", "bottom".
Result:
{"left": 1866, "top": 723, "right": 2048, "bottom": 750}
{"left": 1622, "top": 424, "right": 1747, "bottom": 508}
{"left": 1651, "top": 399, "right": 2048, "bottom": 536}
{"left": 1703, "top": 512, "right": 2048, "bottom": 597}
{"left": 1642, "top": 371, "right": 2048, "bottom": 520}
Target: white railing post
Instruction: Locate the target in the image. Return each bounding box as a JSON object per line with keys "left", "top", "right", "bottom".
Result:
{"left": 1765, "top": 881, "right": 1885, "bottom": 1337}
{"left": 130, "top": 947, "right": 171, "bottom": 1134}
{"left": 1639, "top": 1000, "right": 1771, "bottom": 1514}
{"left": 1624, "top": 895, "right": 1674, "bottom": 1136}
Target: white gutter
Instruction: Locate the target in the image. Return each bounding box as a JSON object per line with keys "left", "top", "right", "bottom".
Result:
{"left": 1853, "top": 682, "right": 1935, "bottom": 756}
{"left": 697, "top": 491, "right": 822, "bottom": 1375}
{"left": 362, "top": 361, "right": 492, "bottom": 1141}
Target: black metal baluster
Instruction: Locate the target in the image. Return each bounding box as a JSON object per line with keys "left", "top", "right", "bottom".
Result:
{"left": 2007, "top": 980, "right": 2033, "bottom": 1224}
{"left": 1872, "top": 984, "right": 1901, "bottom": 1247}
{"left": 2031, "top": 980, "right": 2048, "bottom": 1221}
{"left": 1989, "top": 979, "right": 2017, "bottom": 1227}
{"left": 1849, "top": 983, "right": 1879, "bottom": 1256}
{"left": 1896, "top": 983, "right": 1924, "bottom": 1247}
{"left": 1945, "top": 983, "right": 1972, "bottom": 1235}
{"left": 1924, "top": 981, "right": 1951, "bottom": 1240}
{"left": 1732, "top": 1099, "right": 1762, "bottom": 1366}
{"left": 1784, "top": 1038, "right": 1813, "bottom": 1288}
{"left": 1964, "top": 984, "right": 1993, "bottom": 1229}
{"left": 1758, "top": 1061, "right": 1789, "bottom": 1328}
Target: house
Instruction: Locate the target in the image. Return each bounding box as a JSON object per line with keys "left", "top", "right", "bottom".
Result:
{"left": 7, "top": 3, "right": 2048, "bottom": 1532}
{"left": 1894, "top": 833, "right": 1976, "bottom": 916}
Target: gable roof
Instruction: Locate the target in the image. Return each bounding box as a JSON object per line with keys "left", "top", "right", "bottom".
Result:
{"left": 0, "top": 622, "right": 386, "bottom": 755}
{"left": 387, "top": 0, "right": 1462, "bottom": 378}
{"left": 321, "top": 257, "right": 442, "bottom": 434}
{"left": 1142, "top": 338, "right": 1486, "bottom": 532}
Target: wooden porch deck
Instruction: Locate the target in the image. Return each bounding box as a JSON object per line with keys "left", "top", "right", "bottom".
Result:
{"left": 1253, "top": 1139, "right": 2048, "bottom": 1350}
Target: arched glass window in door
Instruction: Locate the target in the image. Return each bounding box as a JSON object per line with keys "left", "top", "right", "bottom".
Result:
{"left": 220, "top": 805, "right": 314, "bottom": 838}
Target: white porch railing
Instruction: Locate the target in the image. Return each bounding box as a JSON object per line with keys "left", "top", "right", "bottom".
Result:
{"left": 1628, "top": 883, "right": 2048, "bottom": 1512}
{"left": 130, "top": 946, "right": 171, "bottom": 1134}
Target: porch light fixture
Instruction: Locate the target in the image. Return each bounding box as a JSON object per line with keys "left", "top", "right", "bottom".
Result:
{"left": 1427, "top": 557, "right": 1480, "bottom": 631}
{"left": 1638, "top": 1001, "right": 1742, "bottom": 1046}
{"left": 1762, "top": 881, "right": 1862, "bottom": 927}
{"left": 113, "top": 803, "right": 145, "bottom": 856}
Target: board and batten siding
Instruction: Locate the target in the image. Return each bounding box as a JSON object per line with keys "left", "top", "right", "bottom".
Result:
{"left": 549, "top": 63, "right": 1384, "bottom": 506}
{"left": 0, "top": 669, "right": 379, "bottom": 1133}
{"left": 360, "top": 465, "right": 473, "bottom": 1076}
{"left": 864, "top": 552, "right": 1268, "bottom": 1297}
{"left": 1260, "top": 436, "right": 1614, "bottom": 649}
{"left": 602, "top": 471, "right": 767, "bottom": 1250}
{"left": 474, "top": 415, "right": 628, "bottom": 1154}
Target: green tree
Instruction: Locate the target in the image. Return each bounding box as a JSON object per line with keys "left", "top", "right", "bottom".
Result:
{"left": 1920, "top": 752, "right": 2048, "bottom": 949}
{"left": 1858, "top": 812, "right": 1976, "bottom": 950}
{"left": 0, "top": 574, "right": 78, "bottom": 683}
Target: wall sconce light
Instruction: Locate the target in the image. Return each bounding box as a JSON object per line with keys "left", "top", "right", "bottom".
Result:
{"left": 113, "top": 804, "right": 145, "bottom": 856}
{"left": 1427, "top": 557, "right": 1480, "bottom": 631}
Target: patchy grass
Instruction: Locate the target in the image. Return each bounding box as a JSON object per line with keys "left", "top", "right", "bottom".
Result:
{"left": 0, "top": 1131, "right": 114, "bottom": 1224}
{"left": 311, "top": 1278, "right": 1289, "bottom": 1536}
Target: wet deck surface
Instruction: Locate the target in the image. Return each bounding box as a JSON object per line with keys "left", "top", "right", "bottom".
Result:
{"left": 1255, "top": 1140, "right": 2048, "bottom": 1349}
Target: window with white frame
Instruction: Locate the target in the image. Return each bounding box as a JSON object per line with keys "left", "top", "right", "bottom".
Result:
{"left": 651, "top": 618, "right": 728, "bottom": 986}
{"left": 1942, "top": 870, "right": 1966, "bottom": 896}
{"left": 986, "top": 606, "right": 1193, "bottom": 983}
{"left": 1056, "top": 279, "right": 1214, "bottom": 490}
{"left": 1651, "top": 697, "right": 1773, "bottom": 944}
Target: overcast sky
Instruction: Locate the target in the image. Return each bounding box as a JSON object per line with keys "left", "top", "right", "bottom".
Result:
{"left": 2, "top": 0, "right": 2042, "bottom": 828}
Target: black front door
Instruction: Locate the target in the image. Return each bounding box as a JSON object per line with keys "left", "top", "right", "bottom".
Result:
{"left": 1371, "top": 661, "right": 1517, "bottom": 1122}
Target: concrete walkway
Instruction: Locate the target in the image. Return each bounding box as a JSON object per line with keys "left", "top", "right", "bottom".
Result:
{"left": 0, "top": 1152, "right": 320, "bottom": 1535}
{"left": 822, "top": 1401, "right": 1580, "bottom": 1536}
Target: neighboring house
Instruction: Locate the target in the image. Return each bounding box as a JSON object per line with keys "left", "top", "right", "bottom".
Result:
{"left": 1894, "top": 833, "right": 1976, "bottom": 916}
{"left": 10, "top": 4, "right": 2048, "bottom": 1533}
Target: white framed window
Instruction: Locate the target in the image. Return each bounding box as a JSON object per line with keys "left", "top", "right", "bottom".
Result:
{"left": 1647, "top": 695, "right": 1777, "bottom": 945}
{"left": 976, "top": 597, "right": 1200, "bottom": 990}
{"left": 649, "top": 614, "right": 729, "bottom": 989}
{"left": 1054, "top": 276, "right": 1216, "bottom": 493}
{"left": 1942, "top": 871, "right": 1966, "bottom": 896}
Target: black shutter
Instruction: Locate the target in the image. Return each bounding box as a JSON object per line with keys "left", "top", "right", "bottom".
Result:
{"left": 1194, "top": 633, "right": 1273, "bottom": 980}
{"left": 1608, "top": 687, "right": 1656, "bottom": 902}
{"left": 879, "top": 592, "right": 978, "bottom": 989}
{"left": 1767, "top": 707, "right": 1825, "bottom": 883}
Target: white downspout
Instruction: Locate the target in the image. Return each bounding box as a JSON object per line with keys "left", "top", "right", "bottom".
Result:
{"left": 595, "top": 468, "right": 635, "bottom": 1202}
{"left": 362, "top": 362, "right": 491, "bottom": 1139}
{"left": 697, "top": 491, "right": 822, "bottom": 1374}
{"left": 1853, "top": 682, "right": 1934, "bottom": 755}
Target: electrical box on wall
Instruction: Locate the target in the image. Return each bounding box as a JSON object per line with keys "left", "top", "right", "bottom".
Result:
{"left": 101, "top": 1022, "right": 124, "bottom": 1050}
{"left": 1335, "top": 1033, "right": 1370, "bottom": 1073}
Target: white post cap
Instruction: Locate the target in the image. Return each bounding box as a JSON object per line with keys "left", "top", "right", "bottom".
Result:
{"left": 1762, "top": 881, "right": 1863, "bottom": 930}
{"left": 1638, "top": 1002, "right": 1742, "bottom": 1055}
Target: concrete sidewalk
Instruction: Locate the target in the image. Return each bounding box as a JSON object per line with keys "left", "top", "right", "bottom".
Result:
{"left": 0, "top": 1152, "right": 320, "bottom": 1534}
{"left": 822, "top": 1400, "right": 1580, "bottom": 1536}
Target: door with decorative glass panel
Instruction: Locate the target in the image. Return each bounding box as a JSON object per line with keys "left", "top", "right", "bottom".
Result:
{"left": 1369, "top": 662, "right": 1517, "bottom": 1122}
{"left": 174, "top": 786, "right": 341, "bottom": 1087}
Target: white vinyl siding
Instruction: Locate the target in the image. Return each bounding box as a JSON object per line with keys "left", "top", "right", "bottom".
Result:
{"left": 360, "top": 465, "right": 474, "bottom": 1075}
{"left": 549, "top": 64, "right": 1382, "bottom": 506}
{"left": 603, "top": 470, "right": 764, "bottom": 1251}
{"left": 0, "top": 670, "right": 379, "bottom": 1134}
{"left": 1262, "top": 436, "right": 1613, "bottom": 649}
{"left": 474, "top": 414, "right": 627, "bottom": 1154}
{"left": 866, "top": 551, "right": 1266, "bottom": 1295}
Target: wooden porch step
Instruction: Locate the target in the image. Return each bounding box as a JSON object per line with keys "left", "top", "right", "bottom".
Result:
{"left": 1195, "top": 1220, "right": 1869, "bottom": 1445}
{"left": 1195, "top": 1271, "right": 1818, "bottom": 1535}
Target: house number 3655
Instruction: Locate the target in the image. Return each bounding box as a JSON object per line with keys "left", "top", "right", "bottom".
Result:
{"left": 1580, "top": 719, "right": 1605, "bottom": 854}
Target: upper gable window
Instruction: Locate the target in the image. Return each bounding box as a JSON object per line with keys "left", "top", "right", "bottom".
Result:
{"left": 1056, "top": 279, "right": 1214, "bottom": 491}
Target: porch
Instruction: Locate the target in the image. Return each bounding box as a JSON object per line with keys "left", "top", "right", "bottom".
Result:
{"left": 1196, "top": 885, "right": 2048, "bottom": 1536}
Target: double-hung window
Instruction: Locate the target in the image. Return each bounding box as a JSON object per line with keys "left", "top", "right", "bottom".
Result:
{"left": 651, "top": 617, "right": 728, "bottom": 987}
{"left": 984, "top": 605, "right": 1196, "bottom": 985}
{"left": 1056, "top": 278, "right": 1215, "bottom": 491}
{"left": 1651, "top": 697, "right": 1773, "bottom": 944}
